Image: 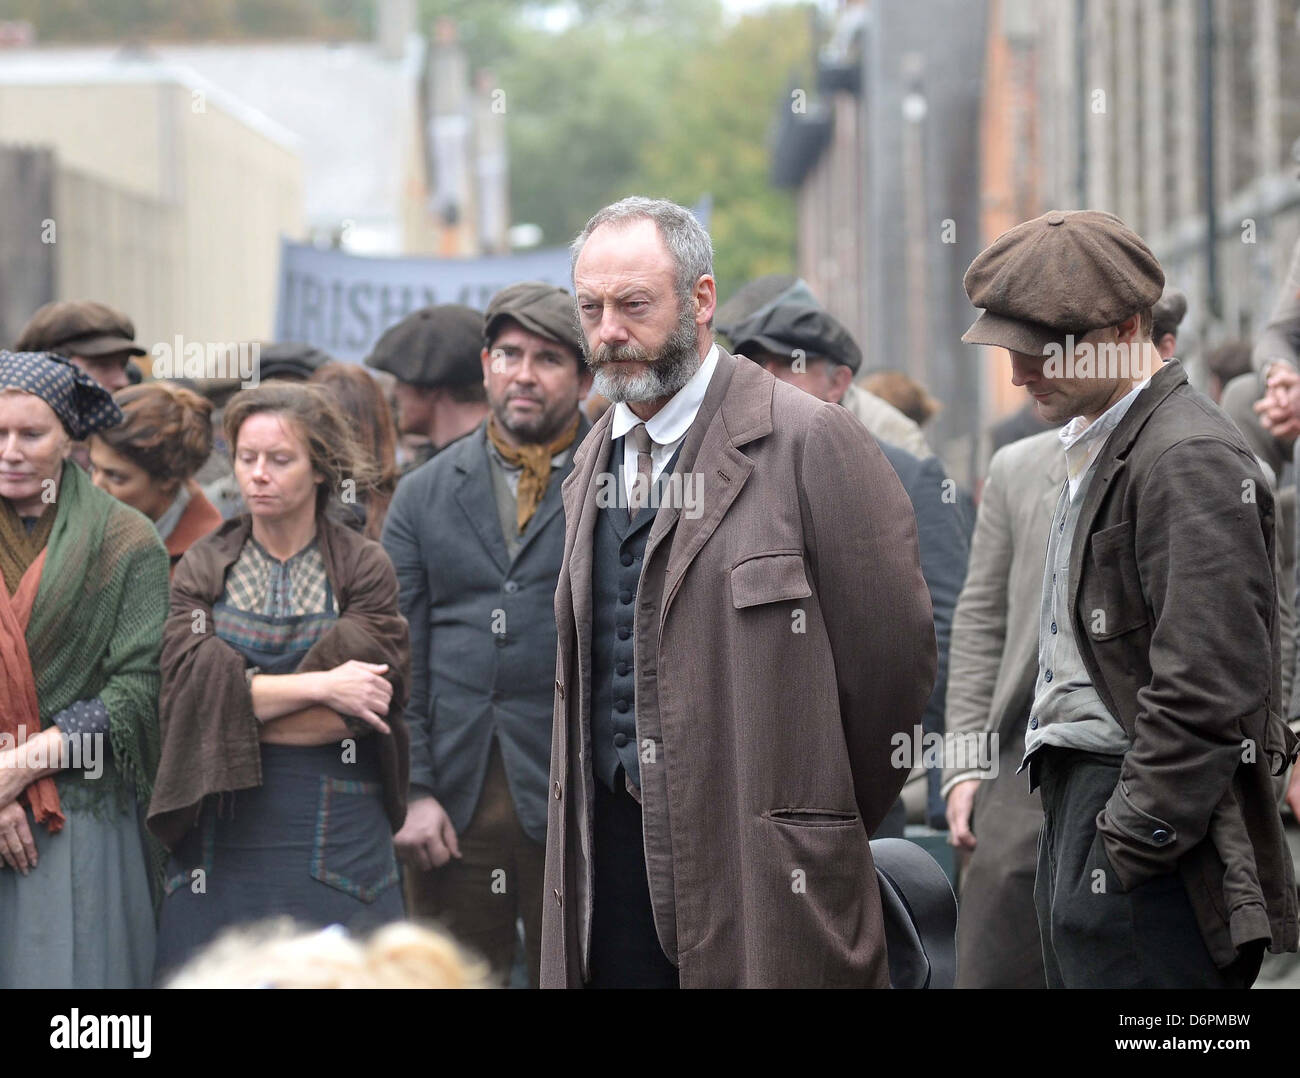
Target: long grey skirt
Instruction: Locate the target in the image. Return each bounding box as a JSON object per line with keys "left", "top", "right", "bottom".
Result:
{"left": 0, "top": 797, "right": 156, "bottom": 989}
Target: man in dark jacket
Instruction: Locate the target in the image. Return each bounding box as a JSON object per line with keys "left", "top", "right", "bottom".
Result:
{"left": 963, "top": 209, "right": 1299, "bottom": 988}
{"left": 382, "top": 283, "right": 591, "bottom": 987}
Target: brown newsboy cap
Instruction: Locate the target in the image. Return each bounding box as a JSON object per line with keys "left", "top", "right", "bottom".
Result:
{"left": 484, "top": 281, "right": 584, "bottom": 362}
{"left": 14, "top": 299, "right": 145, "bottom": 358}
{"left": 962, "top": 209, "right": 1165, "bottom": 355}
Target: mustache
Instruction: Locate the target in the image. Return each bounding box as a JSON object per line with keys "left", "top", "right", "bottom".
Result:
{"left": 588, "top": 342, "right": 653, "bottom": 366}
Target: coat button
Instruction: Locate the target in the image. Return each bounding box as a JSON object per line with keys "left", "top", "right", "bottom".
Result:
{"left": 1050, "top": 621, "right": 1057, "bottom": 634}
{"left": 495, "top": 637, "right": 507, "bottom": 648}
{"left": 617, "top": 626, "right": 631, "bottom": 640}
{"left": 1152, "top": 828, "right": 1170, "bottom": 844}
{"left": 1044, "top": 670, "right": 1053, "bottom": 683}
{"left": 503, "top": 581, "right": 520, "bottom": 594}
{"left": 614, "top": 732, "right": 629, "bottom": 747}
{"left": 616, "top": 699, "right": 630, "bottom": 713}
{"left": 621, "top": 551, "right": 633, "bottom": 567}
{"left": 1046, "top": 211, "right": 1066, "bottom": 225}
{"left": 619, "top": 590, "right": 632, "bottom": 604}
{"left": 1029, "top": 717, "right": 1038, "bottom": 729}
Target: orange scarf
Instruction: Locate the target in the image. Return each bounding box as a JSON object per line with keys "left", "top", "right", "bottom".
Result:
{"left": 485, "top": 412, "right": 581, "bottom": 534}
{"left": 0, "top": 547, "right": 64, "bottom": 833}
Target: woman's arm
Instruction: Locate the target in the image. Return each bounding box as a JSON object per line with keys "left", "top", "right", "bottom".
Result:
{"left": 249, "top": 671, "right": 329, "bottom": 722}
{"left": 0, "top": 727, "right": 65, "bottom": 808}
{"left": 259, "top": 704, "right": 360, "bottom": 746}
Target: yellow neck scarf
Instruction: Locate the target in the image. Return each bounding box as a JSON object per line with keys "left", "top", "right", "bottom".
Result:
{"left": 486, "top": 412, "right": 581, "bottom": 534}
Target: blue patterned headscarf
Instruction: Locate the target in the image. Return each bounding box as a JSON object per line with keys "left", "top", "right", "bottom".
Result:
{"left": 0, "top": 350, "right": 122, "bottom": 439}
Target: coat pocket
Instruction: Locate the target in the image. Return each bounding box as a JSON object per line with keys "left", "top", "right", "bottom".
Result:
{"left": 310, "top": 777, "right": 400, "bottom": 903}
{"left": 730, "top": 552, "right": 812, "bottom": 610}
{"left": 764, "top": 808, "right": 860, "bottom": 827}
{"left": 753, "top": 810, "right": 876, "bottom": 986}
{"left": 1084, "top": 520, "right": 1149, "bottom": 640}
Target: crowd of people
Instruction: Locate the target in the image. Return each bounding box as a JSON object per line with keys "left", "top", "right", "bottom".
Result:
{"left": 2, "top": 193, "right": 1300, "bottom": 989}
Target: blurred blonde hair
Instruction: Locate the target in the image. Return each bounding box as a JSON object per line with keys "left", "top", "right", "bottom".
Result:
{"left": 166, "top": 918, "right": 492, "bottom": 989}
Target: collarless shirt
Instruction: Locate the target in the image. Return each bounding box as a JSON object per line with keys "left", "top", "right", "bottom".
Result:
{"left": 609, "top": 342, "right": 718, "bottom": 505}
{"left": 1023, "top": 379, "right": 1151, "bottom": 769}
{"left": 1059, "top": 378, "right": 1150, "bottom": 500}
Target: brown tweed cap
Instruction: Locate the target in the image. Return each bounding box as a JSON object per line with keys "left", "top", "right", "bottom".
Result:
{"left": 962, "top": 209, "right": 1165, "bottom": 355}
{"left": 484, "top": 281, "right": 584, "bottom": 361}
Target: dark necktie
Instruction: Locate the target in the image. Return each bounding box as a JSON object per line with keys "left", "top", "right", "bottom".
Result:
{"left": 629, "top": 422, "right": 654, "bottom": 521}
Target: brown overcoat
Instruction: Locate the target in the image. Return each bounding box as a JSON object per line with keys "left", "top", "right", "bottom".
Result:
{"left": 540, "top": 348, "right": 937, "bottom": 988}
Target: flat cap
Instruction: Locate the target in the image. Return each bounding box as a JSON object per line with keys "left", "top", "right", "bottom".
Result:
{"left": 484, "top": 282, "right": 584, "bottom": 360}
{"left": 365, "top": 304, "right": 483, "bottom": 387}
{"left": 14, "top": 299, "right": 145, "bottom": 358}
{"left": 728, "top": 297, "right": 862, "bottom": 373}
{"left": 715, "top": 274, "right": 821, "bottom": 339}
{"left": 962, "top": 209, "right": 1165, "bottom": 355}
{"left": 258, "top": 342, "right": 334, "bottom": 382}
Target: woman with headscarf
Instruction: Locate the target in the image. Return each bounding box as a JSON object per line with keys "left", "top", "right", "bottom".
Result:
{"left": 0, "top": 350, "right": 169, "bottom": 989}
{"left": 149, "top": 382, "right": 411, "bottom": 980}
{"left": 87, "top": 382, "right": 223, "bottom": 573}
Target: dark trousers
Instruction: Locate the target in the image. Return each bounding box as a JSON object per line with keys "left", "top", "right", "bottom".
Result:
{"left": 588, "top": 768, "right": 679, "bottom": 989}
{"left": 403, "top": 739, "right": 545, "bottom": 988}
{"left": 1033, "top": 747, "right": 1262, "bottom": 989}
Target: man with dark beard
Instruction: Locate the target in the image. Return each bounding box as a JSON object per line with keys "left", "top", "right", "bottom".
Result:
{"left": 382, "top": 283, "right": 591, "bottom": 987}
{"left": 540, "top": 197, "right": 936, "bottom": 988}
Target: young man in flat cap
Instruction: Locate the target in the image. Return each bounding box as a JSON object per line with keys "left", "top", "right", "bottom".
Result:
{"left": 382, "top": 283, "right": 591, "bottom": 987}
{"left": 541, "top": 197, "right": 935, "bottom": 988}
{"left": 365, "top": 304, "right": 489, "bottom": 474}
{"left": 14, "top": 299, "right": 145, "bottom": 395}
{"left": 963, "top": 208, "right": 1298, "bottom": 988}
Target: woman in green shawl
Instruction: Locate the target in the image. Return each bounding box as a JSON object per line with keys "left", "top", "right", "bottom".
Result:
{"left": 0, "top": 349, "right": 169, "bottom": 989}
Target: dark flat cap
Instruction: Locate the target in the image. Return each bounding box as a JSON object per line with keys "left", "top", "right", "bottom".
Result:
{"left": 962, "top": 209, "right": 1165, "bottom": 355}
{"left": 728, "top": 298, "right": 862, "bottom": 373}
{"left": 258, "top": 342, "right": 334, "bottom": 381}
{"left": 15, "top": 299, "right": 145, "bottom": 358}
{"left": 366, "top": 304, "right": 483, "bottom": 387}
{"left": 485, "top": 281, "right": 583, "bottom": 359}
{"left": 715, "top": 274, "right": 821, "bottom": 338}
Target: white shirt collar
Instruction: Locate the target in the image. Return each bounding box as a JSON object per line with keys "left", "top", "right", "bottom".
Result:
{"left": 1059, "top": 378, "right": 1150, "bottom": 498}
{"left": 610, "top": 342, "right": 719, "bottom": 446}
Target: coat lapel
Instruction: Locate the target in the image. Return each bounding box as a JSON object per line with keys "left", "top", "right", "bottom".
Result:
{"left": 563, "top": 410, "right": 615, "bottom": 706}
{"left": 452, "top": 425, "right": 511, "bottom": 575}
{"left": 1066, "top": 360, "right": 1188, "bottom": 619}
{"left": 648, "top": 349, "right": 772, "bottom": 623}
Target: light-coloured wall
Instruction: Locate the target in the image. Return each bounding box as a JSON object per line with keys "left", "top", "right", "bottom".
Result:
{"left": 0, "top": 77, "right": 302, "bottom": 353}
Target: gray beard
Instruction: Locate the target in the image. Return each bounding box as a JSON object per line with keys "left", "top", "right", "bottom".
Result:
{"left": 586, "top": 314, "right": 702, "bottom": 404}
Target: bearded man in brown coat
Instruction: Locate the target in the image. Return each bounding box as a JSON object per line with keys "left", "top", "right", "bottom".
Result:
{"left": 539, "top": 197, "right": 936, "bottom": 989}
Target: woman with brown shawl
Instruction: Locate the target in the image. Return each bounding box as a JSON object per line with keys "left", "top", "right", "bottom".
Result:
{"left": 149, "top": 382, "right": 411, "bottom": 980}
{"left": 0, "top": 350, "right": 169, "bottom": 989}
